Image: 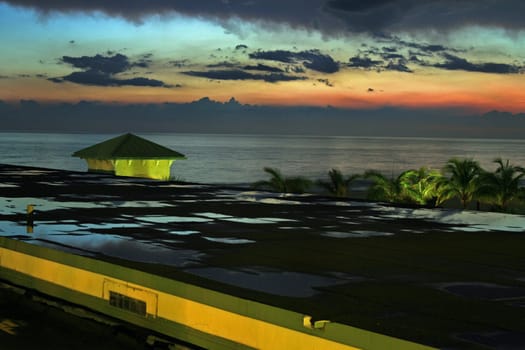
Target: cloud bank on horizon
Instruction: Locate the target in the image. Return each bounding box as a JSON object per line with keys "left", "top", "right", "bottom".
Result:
{"left": 0, "top": 0, "right": 524, "bottom": 120}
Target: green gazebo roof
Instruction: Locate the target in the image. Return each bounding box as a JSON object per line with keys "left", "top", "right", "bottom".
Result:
{"left": 72, "top": 133, "right": 186, "bottom": 160}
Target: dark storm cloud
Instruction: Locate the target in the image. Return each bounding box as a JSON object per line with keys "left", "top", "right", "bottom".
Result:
{"left": 378, "top": 35, "right": 456, "bottom": 54}
{"left": 402, "top": 42, "right": 451, "bottom": 55}
{"left": 382, "top": 47, "right": 397, "bottom": 53}
{"left": 323, "top": 0, "right": 525, "bottom": 33}
{"left": 235, "top": 44, "right": 248, "bottom": 50}
{"left": 183, "top": 69, "right": 305, "bottom": 83}
{"left": 207, "top": 61, "right": 239, "bottom": 68}
{"left": 409, "top": 55, "right": 422, "bottom": 63}
{"left": 249, "top": 50, "right": 296, "bottom": 64}
{"left": 49, "top": 70, "right": 169, "bottom": 87}
{"left": 349, "top": 41, "right": 521, "bottom": 74}
{"left": 300, "top": 50, "right": 339, "bottom": 73}
{"left": 243, "top": 64, "right": 284, "bottom": 73}
{"left": 327, "top": 0, "right": 394, "bottom": 12}
{"left": 50, "top": 53, "right": 171, "bottom": 87}
{"left": 287, "top": 65, "right": 306, "bottom": 74}
{"left": 61, "top": 53, "right": 130, "bottom": 74}
{"left": 170, "top": 59, "right": 189, "bottom": 68}
{"left": 385, "top": 60, "right": 412, "bottom": 73}
{"left": 418, "top": 44, "right": 448, "bottom": 53}
{"left": 133, "top": 53, "right": 154, "bottom": 68}
{"left": 348, "top": 56, "right": 383, "bottom": 69}
{"left": 4, "top": 0, "right": 525, "bottom": 34}
{"left": 249, "top": 50, "right": 339, "bottom": 73}
{"left": 432, "top": 54, "right": 521, "bottom": 74}
{"left": 348, "top": 54, "right": 412, "bottom": 73}
{"left": 381, "top": 53, "right": 404, "bottom": 60}
{"left": 4, "top": 0, "right": 334, "bottom": 31}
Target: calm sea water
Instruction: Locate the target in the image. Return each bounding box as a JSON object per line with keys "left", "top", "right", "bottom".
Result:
{"left": 1, "top": 132, "right": 524, "bottom": 185}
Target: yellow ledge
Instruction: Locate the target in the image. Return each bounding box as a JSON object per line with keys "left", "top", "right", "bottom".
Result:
{"left": 0, "top": 238, "right": 436, "bottom": 350}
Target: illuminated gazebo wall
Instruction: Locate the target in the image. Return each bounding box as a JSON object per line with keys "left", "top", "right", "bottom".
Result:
{"left": 72, "top": 133, "right": 186, "bottom": 180}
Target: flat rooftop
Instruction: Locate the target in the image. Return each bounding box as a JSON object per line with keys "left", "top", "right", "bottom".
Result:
{"left": 0, "top": 164, "right": 524, "bottom": 349}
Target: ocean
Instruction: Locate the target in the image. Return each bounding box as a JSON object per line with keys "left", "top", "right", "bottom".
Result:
{"left": 1, "top": 132, "right": 524, "bottom": 185}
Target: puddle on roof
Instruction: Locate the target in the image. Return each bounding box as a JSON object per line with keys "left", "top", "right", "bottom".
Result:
{"left": 0, "top": 220, "right": 204, "bottom": 267}
{"left": 137, "top": 215, "right": 212, "bottom": 224}
{"left": 379, "top": 206, "right": 525, "bottom": 232}
{"left": 116, "top": 201, "right": 173, "bottom": 208}
{"left": 436, "top": 282, "right": 525, "bottom": 300}
{"left": 236, "top": 192, "right": 303, "bottom": 205}
{"left": 361, "top": 215, "right": 385, "bottom": 221}
{"left": 60, "top": 194, "right": 121, "bottom": 200}
{"left": 348, "top": 202, "right": 378, "bottom": 208}
{"left": 159, "top": 239, "right": 182, "bottom": 244}
{"left": 0, "top": 183, "right": 19, "bottom": 188}
{"left": 32, "top": 236, "right": 203, "bottom": 267}
{"left": 323, "top": 231, "right": 394, "bottom": 238}
{"left": 323, "top": 201, "right": 352, "bottom": 207}
{"left": 450, "top": 224, "right": 525, "bottom": 232}
{"left": 166, "top": 230, "right": 200, "bottom": 236}
{"left": 260, "top": 217, "right": 296, "bottom": 222}
{"left": 0, "top": 221, "right": 30, "bottom": 235}
{"left": 221, "top": 217, "right": 273, "bottom": 224}
{"left": 157, "top": 184, "right": 206, "bottom": 189}
{"left": 195, "top": 212, "right": 296, "bottom": 224}
{"left": 0, "top": 197, "right": 172, "bottom": 215}
{"left": 400, "top": 229, "right": 424, "bottom": 234}
{"left": 450, "top": 226, "right": 489, "bottom": 232}
{"left": 69, "top": 173, "right": 105, "bottom": 178}
{"left": 184, "top": 266, "right": 346, "bottom": 297}
{"left": 37, "top": 182, "right": 66, "bottom": 186}
{"left": 203, "top": 237, "right": 255, "bottom": 244}
{"left": 0, "top": 221, "right": 144, "bottom": 237}
{"left": 0, "top": 170, "right": 55, "bottom": 176}
{"left": 279, "top": 226, "right": 311, "bottom": 230}
{"left": 195, "top": 212, "right": 232, "bottom": 219}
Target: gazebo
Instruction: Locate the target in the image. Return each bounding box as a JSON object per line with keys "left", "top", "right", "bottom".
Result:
{"left": 72, "top": 133, "right": 186, "bottom": 180}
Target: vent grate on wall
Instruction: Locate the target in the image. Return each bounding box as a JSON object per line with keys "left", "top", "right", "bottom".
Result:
{"left": 109, "top": 291, "right": 147, "bottom": 316}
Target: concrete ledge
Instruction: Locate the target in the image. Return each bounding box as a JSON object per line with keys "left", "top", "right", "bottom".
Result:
{"left": 0, "top": 237, "right": 434, "bottom": 350}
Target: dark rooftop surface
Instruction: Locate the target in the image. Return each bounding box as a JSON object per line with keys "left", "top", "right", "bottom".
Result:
{"left": 0, "top": 164, "right": 524, "bottom": 349}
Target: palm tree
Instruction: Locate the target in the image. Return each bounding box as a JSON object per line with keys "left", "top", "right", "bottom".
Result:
{"left": 434, "top": 158, "right": 482, "bottom": 209}
{"left": 365, "top": 168, "right": 440, "bottom": 205}
{"left": 317, "top": 169, "right": 360, "bottom": 198}
{"left": 253, "top": 167, "right": 312, "bottom": 194}
{"left": 398, "top": 167, "right": 442, "bottom": 206}
{"left": 364, "top": 170, "right": 405, "bottom": 203}
{"left": 478, "top": 158, "right": 525, "bottom": 211}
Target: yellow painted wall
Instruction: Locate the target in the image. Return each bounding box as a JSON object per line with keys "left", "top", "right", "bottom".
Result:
{"left": 83, "top": 159, "right": 175, "bottom": 180}
{"left": 114, "top": 159, "right": 174, "bottom": 180}
{"left": 0, "top": 238, "right": 436, "bottom": 350}
{"left": 85, "top": 159, "right": 115, "bottom": 172}
{"left": 0, "top": 247, "right": 359, "bottom": 350}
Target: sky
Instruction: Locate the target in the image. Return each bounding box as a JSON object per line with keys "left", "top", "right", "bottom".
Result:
{"left": 0, "top": 0, "right": 524, "bottom": 135}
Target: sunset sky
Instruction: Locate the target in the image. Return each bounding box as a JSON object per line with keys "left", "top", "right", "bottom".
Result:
{"left": 0, "top": 0, "right": 524, "bottom": 120}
